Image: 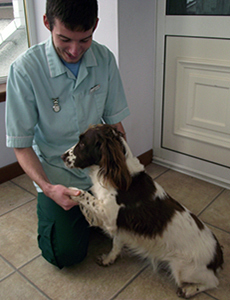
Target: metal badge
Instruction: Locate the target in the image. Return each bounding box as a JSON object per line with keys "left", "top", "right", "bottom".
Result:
{"left": 52, "top": 98, "right": 61, "bottom": 113}
{"left": 89, "top": 84, "right": 100, "bottom": 94}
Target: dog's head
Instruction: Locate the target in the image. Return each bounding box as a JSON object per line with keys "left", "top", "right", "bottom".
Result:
{"left": 62, "top": 124, "right": 132, "bottom": 190}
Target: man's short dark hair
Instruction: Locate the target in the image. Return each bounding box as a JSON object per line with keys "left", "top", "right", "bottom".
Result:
{"left": 46, "top": 0, "right": 98, "bottom": 31}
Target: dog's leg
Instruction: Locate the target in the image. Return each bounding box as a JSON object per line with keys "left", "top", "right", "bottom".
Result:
{"left": 170, "top": 261, "right": 219, "bottom": 299}
{"left": 97, "top": 234, "right": 124, "bottom": 266}
{"left": 70, "top": 188, "right": 123, "bottom": 266}
{"left": 177, "top": 270, "right": 219, "bottom": 299}
{"left": 69, "top": 188, "right": 105, "bottom": 227}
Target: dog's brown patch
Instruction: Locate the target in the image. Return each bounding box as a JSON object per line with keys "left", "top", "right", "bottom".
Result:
{"left": 116, "top": 172, "right": 185, "bottom": 238}
{"left": 190, "top": 212, "right": 205, "bottom": 230}
{"left": 207, "top": 234, "right": 224, "bottom": 273}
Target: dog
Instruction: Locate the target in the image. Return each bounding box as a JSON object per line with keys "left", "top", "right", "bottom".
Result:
{"left": 61, "top": 124, "right": 223, "bottom": 299}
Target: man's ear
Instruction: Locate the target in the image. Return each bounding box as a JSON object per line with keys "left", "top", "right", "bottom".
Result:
{"left": 93, "top": 18, "right": 99, "bottom": 32}
{"left": 43, "top": 14, "right": 51, "bottom": 31}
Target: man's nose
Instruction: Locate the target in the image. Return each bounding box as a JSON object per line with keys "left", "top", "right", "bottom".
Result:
{"left": 69, "top": 42, "right": 80, "bottom": 56}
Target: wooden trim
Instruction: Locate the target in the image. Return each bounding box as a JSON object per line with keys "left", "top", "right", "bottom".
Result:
{"left": 0, "top": 149, "right": 153, "bottom": 184}
{"left": 0, "top": 162, "right": 24, "bottom": 184}
{"left": 137, "top": 149, "right": 153, "bottom": 166}
{"left": 0, "top": 83, "right": 6, "bottom": 103}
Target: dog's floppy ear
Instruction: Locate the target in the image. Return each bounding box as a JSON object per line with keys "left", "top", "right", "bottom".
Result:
{"left": 98, "top": 127, "right": 132, "bottom": 191}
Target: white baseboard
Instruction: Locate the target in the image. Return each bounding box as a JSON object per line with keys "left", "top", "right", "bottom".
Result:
{"left": 153, "top": 156, "right": 230, "bottom": 190}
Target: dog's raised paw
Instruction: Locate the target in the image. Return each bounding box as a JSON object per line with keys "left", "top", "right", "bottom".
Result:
{"left": 68, "top": 187, "right": 85, "bottom": 201}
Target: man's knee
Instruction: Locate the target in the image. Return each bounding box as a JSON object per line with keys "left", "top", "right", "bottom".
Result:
{"left": 38, "top": 223, "right": 89, "bottom": 268}
{"left": 37, "top": 193, "right": 90, "bottom": 268}
{"left": 53, "top": 243, "right": 88, "bottom": 268}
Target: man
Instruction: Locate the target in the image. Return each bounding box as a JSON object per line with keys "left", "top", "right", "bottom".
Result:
{"left": 5, "top": 0, "right": 129, "bottom": 268}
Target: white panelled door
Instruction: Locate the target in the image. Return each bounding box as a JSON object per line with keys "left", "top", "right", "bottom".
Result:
{"left": 163, "top": 36, "right": 230, "bottom": 167}
{"left": 154, "top": 0, "right": 230, "bottom": 188}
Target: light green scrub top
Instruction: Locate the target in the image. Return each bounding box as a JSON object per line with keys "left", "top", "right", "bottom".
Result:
{"left": 6, "top": 36, "right": 130, "bottom": 192}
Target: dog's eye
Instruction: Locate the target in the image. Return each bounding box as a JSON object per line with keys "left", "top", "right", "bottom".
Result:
{"left": 79, "top": 141, "right": 85, "bottom": 148}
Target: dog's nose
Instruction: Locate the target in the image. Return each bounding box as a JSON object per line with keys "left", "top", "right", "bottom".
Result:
{"left": 61, "top": 152, "right": 68, "bottom": 162}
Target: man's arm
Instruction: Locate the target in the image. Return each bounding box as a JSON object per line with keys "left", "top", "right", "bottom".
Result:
{"left": 112, "top": 122, "right": 127, "bottom": 140}
{"left": 14, "top": 147, "right": 80, "bottom": 210}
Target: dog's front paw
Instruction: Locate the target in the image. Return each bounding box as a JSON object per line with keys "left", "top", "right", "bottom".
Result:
{"left": 96, "top": 254, "right": 116, "bottom": 267}
{"left": 68, "top": 187, "right": 86, "bottom": 202}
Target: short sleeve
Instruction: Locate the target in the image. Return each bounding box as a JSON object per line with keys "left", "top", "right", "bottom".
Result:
{"left": 102, "top": 51, "right": 130, "bottom": 124}
{"left": 5, "top": 63, "right": 38, "bottom": 148}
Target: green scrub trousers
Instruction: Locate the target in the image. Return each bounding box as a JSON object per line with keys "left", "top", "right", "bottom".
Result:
{"left": 37, "top": 193, "right": 90, "bottom": 269}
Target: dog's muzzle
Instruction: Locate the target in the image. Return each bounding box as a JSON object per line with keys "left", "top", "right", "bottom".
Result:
{"left": 61, "top": 146, "right": 76, "bottom": 168}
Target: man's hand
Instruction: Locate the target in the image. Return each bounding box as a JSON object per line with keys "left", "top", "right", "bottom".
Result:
{"left": 44, "top": 184, "right": 81, "bottom": 210}
{"left": 13, "top": 147, "right": 81, "bottom": 210}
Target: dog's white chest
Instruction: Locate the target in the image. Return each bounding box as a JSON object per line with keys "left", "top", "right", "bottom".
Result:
{"left": 89, "top": 169, "right": 121, "bottom": 236}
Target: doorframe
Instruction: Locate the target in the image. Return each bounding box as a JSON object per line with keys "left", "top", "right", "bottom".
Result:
{"left": 153, "top": 0, "right": 230, "bottom": 189}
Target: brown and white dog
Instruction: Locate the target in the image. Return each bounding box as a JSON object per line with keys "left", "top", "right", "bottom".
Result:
{"left": 62, "top": 124, "right": 223, "bottom": 299}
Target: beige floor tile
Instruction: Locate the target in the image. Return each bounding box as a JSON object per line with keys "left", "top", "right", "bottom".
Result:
{"left": 145, "top": 163, "right": 168, "bottom": 179}
{"left": 200, "top": 189, "right": 230, "bottom": 232}
{"left": 0, "top": 181, "right": 36, "bottom": 216}
{"left": 0, "top": 272, "right": 48, "bottom": 300}
{"left": 204, "top": 226, "right": 230, "bottom": 300}
{"left": 20, "top": 231, "right": 146, "bottom": 300}
{"left": 115, "top": 265, "right": 217, "bottom": 300}
{"left": 155, "top": 170, "right": 223, "bottom": 214}
{"left": 11, "top": 174, "right": 37, "bottom": 196}
{"left": 0, "top": 200, "right": 40, "bottom": 268}
{"left": 0, "top": 256, "right": 14, "bottom": 281}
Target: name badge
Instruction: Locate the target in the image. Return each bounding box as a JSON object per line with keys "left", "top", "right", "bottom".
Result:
{"left": 89, "top": 84, "right": 100, "bottom": 94}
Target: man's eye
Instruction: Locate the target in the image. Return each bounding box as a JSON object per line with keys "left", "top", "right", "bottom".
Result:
{"left": 81, "top": 38, "right": 91, "bottom": 43}
{"left": 60, "top": 37, "right": 70, "bottom": 42}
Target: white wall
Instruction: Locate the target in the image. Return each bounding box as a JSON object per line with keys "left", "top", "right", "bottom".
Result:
{"left": 33, "top": 0, "right": 47, "bottom": 43}
{"left": 0, "top": 0, "right": 156, "bottom": 168}
{"left": 118, "top": 0, "right": 156, "bottom": 156}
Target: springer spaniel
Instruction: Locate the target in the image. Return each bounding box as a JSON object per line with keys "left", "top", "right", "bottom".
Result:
{"left": 62, "top": 124, "right": 223, "bottom": 299}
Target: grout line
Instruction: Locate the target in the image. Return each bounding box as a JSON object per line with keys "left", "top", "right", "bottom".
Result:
{"left": 203, "top": 291, "right": 219, "bottom": 300}
{"left": 10, "top": 179, "right": 37, "bottom": 197}
{"left": 0, "top": 197, "right": 36, "bottom": 217}
{"left": 1, "top": 253, "right": 51, "bottom": 299}
{"left": 0, "top": 254, "right": 16, "bottom": 282}
{"left": 0, "top": 270, "right": 16, "bottom": 283}
{"left": 18, "top": 254, "right": 42, "bottom": 270}
{"left": 0, "top": 253, "right": 41, "bottom": 278}
{"left": 0, "top": 253, "right": 18, "bottom": 272}
{"left": 109, "top": 264, "right": 149, "bottom": 300}
{"left": 152, "top": 168, "right": 170, "bottom": 180}
{"left": 204, "top": 222, "right": 230, "bottom": 235}
{"left": 17, "top": 268, "right": 52, "bottom": 300}
{"left": 198, "top": 189, "right": 226, "bottom": 217}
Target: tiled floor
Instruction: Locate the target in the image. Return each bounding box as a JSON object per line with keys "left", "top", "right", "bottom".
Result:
{"left": 0, "top": 163, "right": 229, "bottom": 300}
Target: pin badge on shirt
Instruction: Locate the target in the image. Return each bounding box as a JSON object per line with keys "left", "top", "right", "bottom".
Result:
{"left": 52, "top": 98, "right": 61, "bottom": 113}
{"left": 89, "top": 84, "right": 100, "bottom": 94}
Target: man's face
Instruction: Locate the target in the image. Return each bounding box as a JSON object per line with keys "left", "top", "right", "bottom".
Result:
{"left": 44, "top": 16, "right": 97, "bottom": 63}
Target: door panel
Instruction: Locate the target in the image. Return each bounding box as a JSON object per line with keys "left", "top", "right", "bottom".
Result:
{"left": 154, "top": 1, "right": 230, "bottom": 187}
{"left": 162, "top": 36, "right": 230, "bottom": 167}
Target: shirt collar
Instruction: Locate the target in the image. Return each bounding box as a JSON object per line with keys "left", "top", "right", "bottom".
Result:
{"left": 45, "top": 35, "right": 98, "bottom": 78}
